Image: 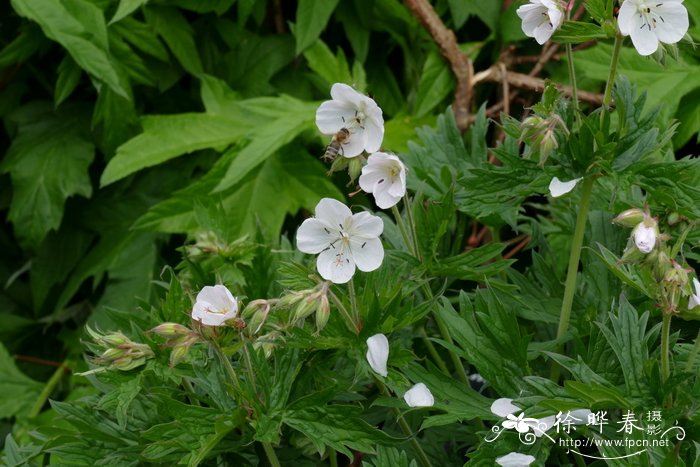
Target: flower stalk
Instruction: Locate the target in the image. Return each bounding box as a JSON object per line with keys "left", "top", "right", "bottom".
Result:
{"left": 602, "top": 34, "right": 623, "bottom": 109}
{"left": 375, "top": 377, "right": 433, "bottom": 467}
{"left": 553, "top": 176, "right": 594, "bottom": 374}
{"left": 661, "top": 312, "right": 672, "bottom": 406}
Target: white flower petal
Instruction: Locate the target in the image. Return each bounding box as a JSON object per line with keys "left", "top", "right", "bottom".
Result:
{"left": 654, "top": 2, "right": 689, "bottom": 44}
{"left": 364, "top": 119, "right": 384, "bottom": 153}
{"left": 348, "top": 211, "right": 384, "bottom": 238}
{"left": 496, "top": 452, "right": 536, "bottom": 467}
{"left": 330, "top": 82, "right": 361, "bottom": 103}
{"left": 630, "top": 19, "right": 660, "bottom": 56}
{"left": 339, "top": 130, "right": 367, "bottom": 158}
{"left": 316, "top": 100, "right": 357, "bottom": 134}
{"left": 569, "top": 409, "right": 592, "bottom": 423}
{"left": 350, "top": 237, "right": 384, "bottom": 272}
{"left": 317, "top": 247, "right": 356, "bottom": 284}
{"left": 297, "top": 218, "right": 335, "bottom": 254}
{"left": 373, "top": 186, "right": 402, "bottom": 209}
{"left": 366, "top": 333, "right": 389, "bottom": 377}
{"left": 491, "top": 398, "right": 521, "bottom": 417}
{"left": 315, "top": 198, "right": 353, "bottom": 230}
{"left": 529, "top": 415, "right": 556, "bottom": 437}
{"left": 403, "top": 383, "right": 434, "bottom": 407}
{"left": 617, "top": 0, "right": 636, "bottom": 36}
{"left": 549, "top": 177, "right": 582, "bottom": 197}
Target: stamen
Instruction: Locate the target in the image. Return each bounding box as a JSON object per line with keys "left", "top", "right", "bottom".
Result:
{"left": 324, "top": 228, "right": 330, "bottom": 234}
{"left": 378, "top": 179, "right": 384, "bottom": 184}
{"left": 339, "top": 223, "right": 343, "bottom": 229}
{"left": 361, "top": 242, "right": 367, "bottom": 248}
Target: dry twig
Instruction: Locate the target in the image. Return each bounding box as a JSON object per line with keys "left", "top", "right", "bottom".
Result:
{"left": 403, "top": 0, "right": 473, "bottom": 132}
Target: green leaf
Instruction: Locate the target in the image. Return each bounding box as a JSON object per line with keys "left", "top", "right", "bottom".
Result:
{"left": 0, "top": 342, "right": 42, "bottom": 419}
{"left": 294, "top": 0, "right": 340, "bottom": 55}
{"left": 213, "top": 96, "right": 318, "bottom": 192}
{"left": 584, "top": 0, "right": 613, "bottom": 24}
{"left": 100, "top": 113, "right": 245, "bottom": 186}
{"left": 12, "top": 0, "right": 130, "bottom": 98}
{"left": 303, "top": 40, "right": 354, "bottom": 89}
{"left": 144, "top": 5, "right": 203, "bottom": 75}
{"left": 673, "top": 88, "right": 700, "bottom": 147}
{"left": 552, "top": 21, "right": 608, "bottom": 44}
{"left": 414, "top": 51, "right": 454, "bottom": 118}
{"left": 593, "top": 243, "right": 654, "bottom": 298}
{"left": 54, "top": 54, "right": 82, "bottom": 107}
{"left": 595, "top": 298, "right": 650, "bottom": 398}
{"left": 110, "top": 0, "right": 148, "bottom": 24}
{"left": 575, "top": 43, "right": 700, "bottom": 119}
{"left": 401, "top": 362, "right": 492, "bottom": 427}
{"left": 110, "top": 17, "right": 170, "bottom": 61}
{"left": 11, "top": 0, "right": 130, "bottom": 98}
{"left": 284, "top": 405, "right": 398, "bottom": 457}
{"left": 0, "top": 103, "right": 95, "bottom": 250}
{"left": 429, "top": 243, "right": 513, "bottom": 280}
{"left": 0, "top": 24, "right": 45, "bottom": 67}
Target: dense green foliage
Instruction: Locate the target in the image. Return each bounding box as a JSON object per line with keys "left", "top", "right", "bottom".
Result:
{"left": 1, "top": 0, "right": 699, "bottom": 465}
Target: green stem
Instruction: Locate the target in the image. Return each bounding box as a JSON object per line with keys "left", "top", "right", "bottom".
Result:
{"left": 403, "top": 194, "right": 422, "bottom": 262}
{"left": 565, "top": 42, "right": 580, "bottom": 127}
{"left": 396, "top": 196, "right": 468, "bottom": 384}
{"left": 661, "top": 312, "right": 673, "bottom": 407}
{"left": 261, "top": 441, "right": 282, "bottom": 467}
{"left": 661, "top": 313, "right": 672, "bottom": 383}
{"left": 602, "top": 34, "right": 623, "bottom": 109}
{"left": 189, "top": 424, "right": 235, "bottom": 467}
{"left": 392, "top": 205, "right": 416, "bottom": 256}
{"left": 326, "top": 286, "right": 360, "bottom": 334}
{"left": 29, "top": 361, "right": 68, "bottom": 418}
{"left": 552, "top": 177, "right": 594, "bottom": 379}
{"left": 420, "top": 327, "right": 450, "bottom": 375}
{"left": 329, "top": 449, "right": 338, "bottom": 467}
{"left": 211, "top": 340, "right": 243, "bottom": 395}
{"left": 685, "top": 329, "right": 700, "bottom": 373}
{"left": 375, "top": 378, "right": 433, "bottom": 467}
{"left": 348, "top": 279, "right": 360, "bottom": 326}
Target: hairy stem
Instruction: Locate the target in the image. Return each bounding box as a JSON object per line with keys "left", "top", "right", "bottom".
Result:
{"left": 602, "top": 34, "right": 623, "bottom": 108}
{"left": 375, "top": 378, "right": 433, "bottom": 467}
{"left": 661, "top": 313, "right": 672, "bottom": 406}
{"left": 392, "top": 204, "right": 417, "bottom": 256}
{"left": 348, "top": 279, "right": 360, "bottom": 326}
{"left": 404, "top": 195, "right": 423, "bottom": 262}
{"left": 552, "top": 177, "right": 594, "bottom": 380}
{"left": 326, "top": 286, "right": 360, "bottom": 334}
{"left": 262, "top": 441, "right": 282, "bottom": 467}
{"left": 420, "top": 327, "right": 450, "bottom": 375}
{"left": 29, "top": 361, "right": 68, "bottom": 418}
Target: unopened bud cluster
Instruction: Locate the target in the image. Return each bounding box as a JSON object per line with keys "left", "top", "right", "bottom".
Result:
{"left": 520, "top": 114, "right": 569, "bottom": 166}
{"left": 280, "top": 283, "right": 331, "bottom": 333}
{"left": 150, "top": 323, "right": 200, "bottom": 367}
{"left": 613, "top": 207, "right": 699, "bottom": 315}
{"left": 83, "top": 327, "right": 154, "bottom": 373}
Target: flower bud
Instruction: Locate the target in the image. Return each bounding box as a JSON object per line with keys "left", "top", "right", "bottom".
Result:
{"left": 277, "top": 291, "right": 308, "bottom": 308}
{"left": 315, "top": 305, "right": 330, "bottom": 333}
{"left": 150, "top": 322, "right": 191, "bottom": 338}
{"left": 329, "top": 155, "right": 350, "bottom": 174}
{"left": 633, "top": 220, "right": 658, "bottom": 254}
{"left": 612, "top": 208, "right": 646, "bottom": 228}
{"left": 667, "top": 212, "right": 681, "bottom": 226}
{"left": 113, "top": 356, "right": 148, "bottom": 371}
{"left": 538, "top": 129, "right": 558, "bottom": 167}
{"left": 247, "top": 308, "right": 269, "bottom": 335}
{"left": 169, "top": 343, "right": 191, "bottom": 367}
{"left": 292, "top": 296, "right": 318, "bottom": 322}
{"left": 348, "top": 156, "right": 364, "bottom": 183}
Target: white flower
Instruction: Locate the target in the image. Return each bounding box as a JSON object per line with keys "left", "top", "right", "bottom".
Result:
{"left": 689, "top": 277, "right": 700, "bottom": 310}
{"left": 296, "top": 198, "right": 384, "bottom": 284}
{"left": 548, "top": 177, "right": 582, "bottom": 197}
{"left": 191, "top": 285, "right": 239, "bottom": 326}
{"left": 366, "top": 333, "right": 389, "bottom": 377}
{"left": 496, "top": 452, "right": 536, "bottom": 467}
{"left": 633, "top": 221, "right": 657, "bottom": 253}
{"left": 359, "top": 152, "right": 407, "bottom": 209}
{"left": 315, "top": 83, "right": 384, "bottom": 158}
{"left": 618, "top": 0, "right": 689, "bottom": 56}
{"left": 403, "top": 383, "right": 434, "bottom": 407}
{"left": 517, "top": 0, "right": 565, "bottom": 45}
